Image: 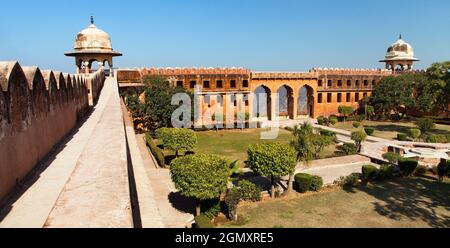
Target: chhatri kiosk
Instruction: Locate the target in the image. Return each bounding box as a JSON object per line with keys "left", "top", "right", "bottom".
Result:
{"left": 65, "top": 16, "right": 122, "bottom": 76}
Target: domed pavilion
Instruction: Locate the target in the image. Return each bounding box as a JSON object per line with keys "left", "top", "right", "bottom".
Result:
{"left": 65, "top": 16, "right": 122, "bottom": 75}
{"left": 380, "top": 35, "right": 419, "bottom": 71}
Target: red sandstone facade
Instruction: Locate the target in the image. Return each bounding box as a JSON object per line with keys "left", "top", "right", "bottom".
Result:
{"left": 117, "top": 67, "right": 397, "bottom": 120}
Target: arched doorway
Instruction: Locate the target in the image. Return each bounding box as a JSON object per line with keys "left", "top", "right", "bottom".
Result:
{"left": 104, "top": 60, "right": 112, "bottom": 76}
{"left": 277, "top": 85, "right": 294, "bottom": 119}
{"left": 253, "top": 85, "right": 272, "bottom": 120}
{"left": 89, "top": 59, "right": 101, "bottom": 73}
{"left": 297, "top": 85, "right": 314, "bottom": 118}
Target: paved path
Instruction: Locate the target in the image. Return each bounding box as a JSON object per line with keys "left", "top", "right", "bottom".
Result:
{"left": 0, "top": 77, "right": 133, "bottom": 228}
{"left": 296, "top": 155, "right": 373, "bottom": 184}
{"left": 135, "top": 134, "right": 195, "bottom": 228}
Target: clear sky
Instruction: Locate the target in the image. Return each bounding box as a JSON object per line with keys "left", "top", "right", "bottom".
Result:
{"left": 0, "top": 0, "right": 449, "bottom": 73}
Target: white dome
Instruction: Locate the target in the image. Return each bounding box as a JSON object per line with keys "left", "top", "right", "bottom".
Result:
{"left": 383, "top": 36, "right": 418, "bottom": 61}
{"left": 74, "top": 24, "right": 113, "bottom": 51}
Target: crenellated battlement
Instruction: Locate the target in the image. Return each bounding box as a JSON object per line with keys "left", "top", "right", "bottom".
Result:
{"left": 0, "top": 61, "right": 106, "bottom": 201}
{"left": 310, "top": 68, "right": 394, "bottom": 76}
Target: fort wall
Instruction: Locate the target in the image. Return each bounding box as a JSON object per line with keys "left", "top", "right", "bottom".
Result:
{"left": 0, "top": 61, "right": 105, "bottom": 202}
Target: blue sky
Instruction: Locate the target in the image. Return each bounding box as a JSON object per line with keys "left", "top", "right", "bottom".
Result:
{"left": 0, "top": 0, "right": 449, "bottom": 73}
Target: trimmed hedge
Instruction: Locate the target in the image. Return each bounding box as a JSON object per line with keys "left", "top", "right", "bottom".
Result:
{"left": 362, "top": 164, "right": 379, "bottom": 181}
{"left": 338, "top": 143, "right": 357, "bottom": 155}
{"left": 377, "top": 164, "right": 395, "bottom": 180}
{"left": 310, "top": 175, "right": 324, "bottom": 191}
{"left": 426, "top": 134, "right": 450, "bottom": 143}
{"left": 353, "top": 122, "right": 361, "bottom": 128}
{"left": 238, "top": 180, "right": 261, "bottom": 202}
{"left": 334, "top": 173, "right": 360, "bottom": 187}
{"left": 364, "top": 127, "right": 375, "bottom": 136}
{"left": 398, "top": 158, "right": 419, "bottom": 177}
{"left": 145, "top": 132, "right": 166, "bottom": 167}
{"left": 319, "top": 129, "right": 337, "bottom": 142}
{"left": 329, "top": 117, "right": 338, "bottom": 125}
{"left": 317, "top": 116, "right": 325, "bottom": 125}
{"left": 295, "top": 173, "right": 313, "bottom": 193}
{"left": 194, "top": 215, "right": 214, "bottom": 228}
{"left": 397, "top": 133, "right": 408, "bottom": 141}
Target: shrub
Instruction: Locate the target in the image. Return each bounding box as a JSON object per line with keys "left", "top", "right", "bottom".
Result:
{"left": 364, "top": 127, "right": 375, "bottom": 136}
{"left": 310, "top": 175, "right": 324, "bottom": 191}
{"left": 238, "top": 180, "right": 261, "bottom": 202}
{"left": 362, "top": 164, "right": 379, "bottom": 181}
{"left": 437, "top": 161, "right": 449, "bottom": 179}
{"left": 158, "top": 128, "right": 198, "bottom": 156}
{"left": 408, "top": 128, "right": 421, "bottom": 141}
{"left": 334, "top": 173, "right": 360, "bottom": 187}
{"left": 337, "top": 143, "right": 357, "bottom": 155}
{"left": 201, "top": 199, "right": 221, "bottom": 219}
{"left": 426, "top": 134, "right": 450, "bottom": 143}
{"left": 398, "top": 158, "right": 419, "bottom": 177}
{"left": 224, "top": 188, "right": 241, "bottom": 221}
{"left": 397, "top": 133, "right": 408, "bottom": 141}
{"left": 377, "top": 164, "right": 395, "bottom": 180}
{"left": 329, "top": 117, "right": 338, "bottom": 125}
{"left": 414, "top": 165, "right": 428, "bottom": 176}
{"left": 145, "top": 132, "right": 166, "bottom": 167}
{"left": 317, "top": 116, "right": 325, "bottom": 125}
{"left": 353, "top": 122, "right": 361, "bottom": 128}
{"left": 416, "top": 118, "right": 435, "bottom": 134}
{"left": 382, "top": 152, "right": 401, "bottom": 164}
{"left": 194, "top": 215, "right": 214, "bottom": 228}
{"left": 348, "top": 114, "right": 365, "bottom": 122}
{"left": 294, "top": 173, "right": 313, "bottom": 193}
{"left": 338, "top": 106, "right": 354, "bottom": 121}
{"left": 319, "top": 129, "right": 337, "bottom": 141}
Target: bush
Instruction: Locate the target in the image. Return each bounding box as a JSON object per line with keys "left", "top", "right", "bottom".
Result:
{"left": 238, "top": 180, "right": 261, "bottom": 202}
{"left": 416, "top": 118, "right": 435, "bottom": 134}
{"left": 353, "top": 122, "right": 361, "bottom": 128}
{"left": 377, "top": 164, "right": 395, "bottom": 180}
{"left": 398, "top": 158, "right": 419, "bottom": 177}
{"left": 397, "top": 133, "right": 408, "bottom": 141}
{"left": 414, "top": 165, "right": 428, "bottom": 176}
{"left": 382, "top": 152, "right": 401, "bottom": 164}
{"left": 426, "top": 134, "right": 450, "bottom": 143}
{"left": 362, "top": 164, "right": 379, "bottom": 181}
{"left": 348, "top": 114, "right": 365, "bottom": 122}
{"left": 408, "top": 128, "right": 421, "bottom": 141}
{"left": 337, "top": 143, "right": 357, "bottom": 155}
{"left": 224, "top": 188, "right": 241, "bottom": 221}
{"left": 317, "top": 116, "right": 325, "bottom": 125}
{"left": 194, "top": 215, "right": 214, "bottom": 228}
{"left": 351, "top": 130, "right": 367, "bottom": 152}
{"left": 201, "top": 198, "right": 221, "bottom": 220}
{"left": 310, "top": 175, "right": 324, "bottom": 191}
{"left": 319, "top": 129, "right": 337, "bottom": 142}
{"left": 294, "top": 173, "right": 313, "bottom": 193}
{"left": 437, "top": 161, "right": 449, "bottom": 179}
{"left": 334, "top": 173, "right": 360, "bottom": 187}
{"left": 364, "top": 127, "right": 375, "bottom": 136}
{"left": 158, "top": 128, "right": 198, "bottom": 156}
{"left": 329, "top": 117, "right": 338, "bottom": 125}
{"left": 145, "top": 132, "right": 166, "bottom": 167}
{"left": 338, "top": 106, "right": 354, "bottom": 121}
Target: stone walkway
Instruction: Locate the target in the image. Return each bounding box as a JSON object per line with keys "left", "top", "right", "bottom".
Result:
{"left": 296, "top": 155, "right": 373, "bottom": 185}
{"left": 0, "top": 77, "right": 133, "bottom": 228}
{"left": 135, "top": 133, "right": 195, "bottom": 228}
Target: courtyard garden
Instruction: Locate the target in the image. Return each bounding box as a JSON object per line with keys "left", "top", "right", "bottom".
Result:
{"left": 332, "top": 120, "right": 450, "bottom": 141}
{"left": 220, "top": 176, "right": 450, "bottom": 228}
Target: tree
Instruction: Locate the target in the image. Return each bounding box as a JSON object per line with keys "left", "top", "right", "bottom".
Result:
{"left": 158, "top": 128, "right": 198, "bottom": 156}
{"left": 310, "top": 134, "right": 334, "bottom": 158}
{"left": 365, "top": 105, "right": 375, "bottom": 120}
{"left": 351, "top": 130, "right": 367, "bottom": 152}
{"left": 126, "top": 75, "right": 191, "bottom": 132}
{"left": 338, "top": 106, "right": 354, "bottom": 122}
{"left": 415, "top": 118, "right": 435, "bottom": 134}
{"left": 382, "top": 152, "right": 401, "bottom": 165}
{"left": 371, "top": 75, "right": 415, "bottom": 119}
{"left": 247, "top": 143, "right": 297, "bottom": 198}
{"left": 170, "top": 154, "right": 229, "bottom": 216}
{"left": 420, "top": 61, "right": 450, "bottom": 115}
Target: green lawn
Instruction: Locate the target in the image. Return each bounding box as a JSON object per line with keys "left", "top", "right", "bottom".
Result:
{"left": 221, "top": 176, "right": 450, "bottom": 228}
{"left": 155, "top": 128, "right": 338, "bottom": 166}
{"left": 333, "top": 120, "right": 450, "bottom": 140}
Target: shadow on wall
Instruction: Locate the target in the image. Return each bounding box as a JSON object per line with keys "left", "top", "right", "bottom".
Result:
{"left": 0, "top": 61, "right": 106, "bottom": 205}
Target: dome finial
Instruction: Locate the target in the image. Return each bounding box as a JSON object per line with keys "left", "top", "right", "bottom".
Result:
{"left": 399, "top": 33, "right": 402, "bottom": 40}
{"left": 90, "top": 15, "right": 94, "bottom": 24}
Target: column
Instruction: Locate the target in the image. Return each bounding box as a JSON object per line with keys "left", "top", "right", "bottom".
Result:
{"left": 270, "top": 92, "right": 278, "bottom": 121}
{"left": 292, "top": 90, "right": 298, "bottom": 120}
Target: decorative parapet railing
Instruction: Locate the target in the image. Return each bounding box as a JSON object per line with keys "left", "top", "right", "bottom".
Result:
{"left": 0, "top": 61, "right": 105, "bottom": 202}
